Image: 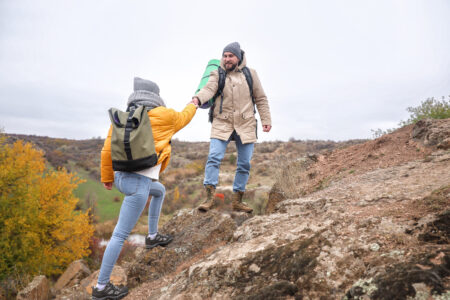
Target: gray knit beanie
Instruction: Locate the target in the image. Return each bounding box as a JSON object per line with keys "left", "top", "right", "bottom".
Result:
{"left": 127, "top": 77, "right": 166, "bottom": 110}
{"left": 223, "top": 42, "right": 242, "bottom": 61}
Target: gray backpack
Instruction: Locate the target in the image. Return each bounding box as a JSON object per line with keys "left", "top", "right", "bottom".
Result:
{"left": 108, "top": 106, "right": 158, "bottom": 171}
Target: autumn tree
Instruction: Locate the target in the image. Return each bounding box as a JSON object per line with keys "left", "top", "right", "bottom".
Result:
{"left": 0, "top": 137, "right": 94, "bottom": 280}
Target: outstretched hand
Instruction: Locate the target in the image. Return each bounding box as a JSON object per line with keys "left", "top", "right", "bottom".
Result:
{"left": 103, "top": 182, "right": 113, "bottom": 190}
{"left": 189, "top": 97, "right": 200, "bottom": 108}
{"left": 262, "top": 125, "right": 272, "bottom": 132}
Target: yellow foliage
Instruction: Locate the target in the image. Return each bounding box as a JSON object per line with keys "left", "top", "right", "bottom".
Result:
{"left": 173, "top": 186, "right": 180, "bottom": 202}
{"left": 0, "top": 138, "right": 94, "bottom": 279}
{"left": 185, "top": 160, "right": 204, "bottom": 175}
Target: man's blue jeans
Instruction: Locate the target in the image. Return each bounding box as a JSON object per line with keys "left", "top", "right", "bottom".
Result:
{"left": 97, "top": 172, "right": 165, "bottom": 285}
{"left": 203, "top": 133, "right": 254, "bottom": 192}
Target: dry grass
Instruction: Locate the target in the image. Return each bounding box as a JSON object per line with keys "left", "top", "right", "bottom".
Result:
{"left": 272, "top": 156, "right": 311, "bottom": 199}
{"left": 95, "top": 220, "right": 116, "bottom": 239}
{"left": 419, "top": 185, "right": 450, "bottom": 212}
{"left": 0, "top": 269, "right": 32, "bottom": 299}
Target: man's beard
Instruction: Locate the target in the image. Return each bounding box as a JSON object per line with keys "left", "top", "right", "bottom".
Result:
{"left": 225, "top": 62, "right": 238, "bottom": 71}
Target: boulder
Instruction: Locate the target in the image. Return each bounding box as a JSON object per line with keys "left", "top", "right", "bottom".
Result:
{"left": 412, "top": 118, "right": 450, "bottom": 149}
{"left": 54, "top": 287, "right": 89, "bottom": 300}
{"left": 53, "top": 259, "right": 91, "bottom": 292}
{"left": 126, "top": 208, "right": 239, "bottom": 288}
{"left": 16, "top": 275, "right": 49, "bottom": 300}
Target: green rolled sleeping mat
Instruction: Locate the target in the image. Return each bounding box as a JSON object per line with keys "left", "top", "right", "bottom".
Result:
{"left": 195, "top": 59, "right": 220, "bottom": 109}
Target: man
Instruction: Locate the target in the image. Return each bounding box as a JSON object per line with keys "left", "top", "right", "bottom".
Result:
{"left": 192, "top": 42, "right": 272, "bottom": 213}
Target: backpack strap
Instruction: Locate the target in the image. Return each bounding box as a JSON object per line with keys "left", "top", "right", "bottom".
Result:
{"left": 242, "top": 66, "right": 255, "bottom": 113}
{"left": 208, "top": 67, "right": 226, "bottom": 123}
{"left": 208, "top": 66, "right": 254, "bottom": 122}
{"left": 124, "top": 108, "right": 137, "bottom": 160}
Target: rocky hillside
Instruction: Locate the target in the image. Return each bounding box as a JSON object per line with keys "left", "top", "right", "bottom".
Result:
{"left": 19, "top": 119, "right": 450, "bottom": 299}
{"left": 122, "top": 119, "right": 450, "bottom": 299}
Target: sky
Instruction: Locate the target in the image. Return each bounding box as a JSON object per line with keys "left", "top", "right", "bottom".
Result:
{"left": 0, "top": 0, "right": 449, "bottom": 142}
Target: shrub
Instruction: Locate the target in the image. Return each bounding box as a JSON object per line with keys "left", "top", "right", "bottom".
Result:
{"left": 85, "top": 192, "right": 99, "bottom": 223}
{"left": 251, "top": 193, "right": 268, "bottom": 215}
{"left": 0, "top": 138, "right": 94, "bottom": 281}
{"left": 185, "top": 160, "right": 205, "bottom": 175}
{"left": 94, "top": 220, "right": 116, "bottom": 239}
{"left": 185, "top": 153, "right": 198, "bottom": 160}
{"left": 86, "top": 236, "right": 106, "bottom": 271}
{"left": 372, "top": 96, "right": 450, "bottom": 138}
{"left": 255, "top": 165, "right": 269, "bottom": 176}
{"left": 401, "top": 96, "right": 450, "bottom": 125}
{"left": 228, "top": 153, "right": 236, "bottom": 165}
{"left": 45, "top": 149, "right": 69, "bottom": 168}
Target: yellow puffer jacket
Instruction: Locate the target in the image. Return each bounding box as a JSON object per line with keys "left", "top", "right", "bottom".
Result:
{"left": 101, "top": 104, "right": 197, "bottom": 183}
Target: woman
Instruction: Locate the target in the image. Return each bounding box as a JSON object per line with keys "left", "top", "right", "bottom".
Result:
{"left": 92, "top": 77, "right": 198, "bottom": 300}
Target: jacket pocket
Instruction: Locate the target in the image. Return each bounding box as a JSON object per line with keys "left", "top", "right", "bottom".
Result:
{"left": 212, "top": 113, "right": 229, "bottom": 129}
{"left": 214, "top": 113, "right": 229, "bottom": 120}
{"left": 242, "top": 112, "right": 255, "bottom": 120}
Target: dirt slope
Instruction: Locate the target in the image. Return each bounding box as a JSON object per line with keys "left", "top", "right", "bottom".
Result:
{"left": 267, "top": 119, "right": 449, "bottom": 213}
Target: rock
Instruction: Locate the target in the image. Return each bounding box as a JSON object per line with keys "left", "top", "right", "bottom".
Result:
{"left": 369, "top": 243, "right": 380, "bottom": 252}
{"left": 370, "top": 252, "right": 450, "bottom": 299}
{"left": 265, "top": 185, "right": 285, "bottom": 214}
{"left": 345, "top": 278, "right": 378, "bottom": 299}
{"left": 54, "top": 285, "right": 89, "bottom": 300}
{"left": 229, "top": 211, "right": 253, "bottom": 226}
{"left": 418, "top": 210, "right": 450, "bottom": 244}
{"left": 248, "top": 263, "right": 261, "bottom": 273}
{"left": 53, "top": 259, "right": 91, "bottom": 292}
{"left": 16, "top": 275, "right": 49, "bottom": 300}
{"left": 307, "top": 153, "right": 319, "bottom": 162}
{"left": 412, "top": 119, "right": 450, "bottom": 150}
{"left": 80, "top": 265, "right": 127, "bottom": 296}
{"left": 153, "top": 234, "right": 327, "bottom": 299}
{"left": 126, "top": 209, "right": 238, "bottom": 288}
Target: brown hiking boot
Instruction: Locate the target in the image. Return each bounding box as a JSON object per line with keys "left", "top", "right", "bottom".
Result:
{"left": 198, "top": 185, "right": 216, "bottom": 212}
{"left": 232, "top": 191, "right": 253, "bottom": 213}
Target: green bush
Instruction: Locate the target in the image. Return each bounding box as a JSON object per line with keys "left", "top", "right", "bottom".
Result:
{"left": 372, "top": 96, "right": 450, "bottom": 138}
{"left": 400, "top": 96, "right": 450, "bottom": 126}
{"left": 228, "top": 153, "right": 236, "bottom": 165}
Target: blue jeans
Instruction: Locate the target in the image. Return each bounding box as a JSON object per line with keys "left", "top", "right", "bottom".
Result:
{"left": 97, "top": 172, "right": 166, "bottom": 285}
{"left": 203, "top": 133, "right": 254, "bottom": 192}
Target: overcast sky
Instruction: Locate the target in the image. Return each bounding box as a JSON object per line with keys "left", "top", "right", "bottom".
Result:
{"left": 1, "top": 0, "right": 449, "bottom": 142}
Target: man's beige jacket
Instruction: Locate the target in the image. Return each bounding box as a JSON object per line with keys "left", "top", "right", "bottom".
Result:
{"left": 195, "top": 53, "right": 271, "bottom": 144}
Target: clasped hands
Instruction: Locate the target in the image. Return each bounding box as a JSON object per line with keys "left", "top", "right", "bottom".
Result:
{"left": 189, "top": 97, "right": 200, "bottom": 108}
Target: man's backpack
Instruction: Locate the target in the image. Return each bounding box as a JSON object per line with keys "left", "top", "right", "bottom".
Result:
{"left": 108, "top": 105, "right": 158, "bottom": 172}
{"left": 195, "top": 59, "right": 255, "bottom": 123}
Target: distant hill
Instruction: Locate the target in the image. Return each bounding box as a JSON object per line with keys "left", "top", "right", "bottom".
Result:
{"left": 4, "top": 133, "right": 367, "bottom": 220}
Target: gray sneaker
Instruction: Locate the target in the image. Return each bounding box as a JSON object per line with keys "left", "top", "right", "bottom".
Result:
{"left": 92, "top": 282, "right": 128, "bottom": 300}
{"left": 145, "top": 233, "right": 173, "bottom": 249}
